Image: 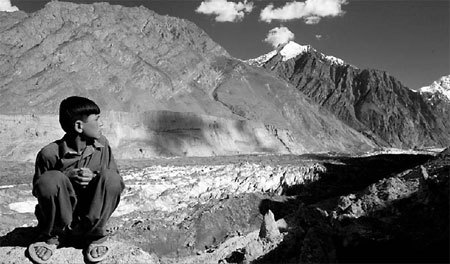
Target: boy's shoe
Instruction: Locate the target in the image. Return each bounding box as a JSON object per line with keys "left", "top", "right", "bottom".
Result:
{"left": 27, "top": 235, "right": 59, "bottom": 264}
{"left": 83, "top": 236, "right": 110, "bottom": 263}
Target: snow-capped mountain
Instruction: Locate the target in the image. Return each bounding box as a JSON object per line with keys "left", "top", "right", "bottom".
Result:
{"left": 419, "top": 75, "right": 450, "bottom": 101}
{"left": 417, "top": 75, "right": 450, "bottom": 137}
{"left": 245, "top": 50, "right": 278, "bottom": 66}
{"left": 278, "top": 41, "right": 311, "bottom": 61}
{"left": 246, "top": 42, "right": 450, "bottom": 149}
{"left": 0, "top": 1, "right": 380, "bottom": 160}
{"left": 246, "top": 41, "right": 347, "bottom": 67}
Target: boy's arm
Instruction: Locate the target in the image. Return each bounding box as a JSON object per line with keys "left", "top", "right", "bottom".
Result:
{"left": 98, "top": 136, "right": 124, "bottom": 190}
{"left": 101, "top": 137, "right": 119, "bottom": 175}
{"left": 33, "top": 148, "right": 58, "bottom": 187}
{"left": 106, "top": 143, "right": 119, "bottom": 174}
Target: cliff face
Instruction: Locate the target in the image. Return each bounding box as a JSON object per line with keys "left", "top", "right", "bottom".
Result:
{"left": 0, "top": 2, "right": 378, "bottom": 161}
{"left": 0, "top": 1, "right": 228, "bottom": 114}
{"left": 254, "top": 43, "right": 450, "bottom": 149}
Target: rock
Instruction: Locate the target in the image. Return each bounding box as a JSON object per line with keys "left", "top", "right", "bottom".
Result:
{"left": 438, "top": 146, "right": 450, "bottom": 158}
{"left": 259, "top": 210, "right": 280, "bottom": 242}
{"left": 0, "top": 240, "right": 159, "bottom": 264}
{"left": 244, "top": 239, "right": 264, "bottom": 260}
{"left": 299, "top": 225, "right": 337, "bottom": 263}
{"left": 2, "top": 152, "right": 447, "bottom": 263}
{"left": 113, "top": 160, "right": 327, "bottom": 216}
{"left": 275, "top": 218, "right": 288, "bottom": 232}
{"left": 245, "top": 150, "right": 449, "bottom": 263}
{"left": 224, "top": 249, "right": 246, "bottom": 263}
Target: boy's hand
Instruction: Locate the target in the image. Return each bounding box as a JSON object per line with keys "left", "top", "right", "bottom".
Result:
{"left": 68, "top": 168, "right": 96, "bottom": 187}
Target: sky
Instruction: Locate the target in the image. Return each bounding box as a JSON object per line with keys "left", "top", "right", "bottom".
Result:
{"left": 3, "top": 0, "right": 449, "bottom": 89}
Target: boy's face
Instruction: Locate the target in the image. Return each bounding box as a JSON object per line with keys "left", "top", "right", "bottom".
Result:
{"left": 80, "top": 114, "right": 102, "bottom": 139}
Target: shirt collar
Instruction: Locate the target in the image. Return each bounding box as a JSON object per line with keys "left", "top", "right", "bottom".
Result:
{"left": 59, "top": 135, "right": 104, "bottom": 158}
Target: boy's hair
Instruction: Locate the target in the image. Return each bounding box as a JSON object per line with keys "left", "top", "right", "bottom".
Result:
{"left": 59, "top": 96, "right": 100, "bottom": 133}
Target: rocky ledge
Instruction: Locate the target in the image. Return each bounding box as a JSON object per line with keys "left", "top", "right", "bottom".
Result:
{"left": 2, "top": 151, "right": 447, "bottom": 263}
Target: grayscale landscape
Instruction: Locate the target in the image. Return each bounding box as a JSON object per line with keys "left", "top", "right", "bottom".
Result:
{"left": 0, "top": 1, "right": 448, "bottom": 263}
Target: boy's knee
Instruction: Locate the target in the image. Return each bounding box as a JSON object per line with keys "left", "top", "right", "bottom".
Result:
{"left": 98, "top": 169, "right": 124, "bottom": 195}
{"left": 34, "top": 170, "right": 66, "bottom": 198}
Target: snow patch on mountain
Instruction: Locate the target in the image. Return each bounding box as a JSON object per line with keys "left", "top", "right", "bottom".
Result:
{"left": 245, "top": 50, "right": 278, "bottom": 66}
{"left": 419, "top": 75, "right": 450, "bottom": 101}
{"left": 246, "top": 41, "right": 348, "bottom": 67}
{"left": 279, "top": 41, "right": 311, "bottom": 61}
{"left": 324, "top": 55, "right": 345, "bottom": 66}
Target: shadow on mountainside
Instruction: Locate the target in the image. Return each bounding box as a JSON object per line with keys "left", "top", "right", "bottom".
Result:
{"left": 284, "top": 154, "right": 433, "bottom": 204}
{"left": 255, "top": 154, "right": 434, "bottom": 223}
{"left": 145, "top": 111, "right": 281, "bottom": 156}
{"left": 253, "top": 152, "right": 449, "bottom": 264}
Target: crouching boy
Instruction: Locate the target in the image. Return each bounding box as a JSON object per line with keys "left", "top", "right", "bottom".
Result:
{"left": 28, "top": 96, "right": 124, "bottom": 263}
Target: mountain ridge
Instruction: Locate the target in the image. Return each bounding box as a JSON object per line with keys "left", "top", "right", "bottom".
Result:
{"left": 419, "top": 75, "right": 450, "bottom": 102}
{"left": 0, "top": 1, "right": 376, "bottom": 161}
{"left": 247, "top": 41, "right": 349, "bottom": 67}
{"left": 249, "top": 41, "right": 450, "bottom": 149}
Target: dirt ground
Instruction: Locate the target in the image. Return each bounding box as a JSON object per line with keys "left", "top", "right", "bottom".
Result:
{"left": 1, "top": 151, "right": 447, "bottom": 263}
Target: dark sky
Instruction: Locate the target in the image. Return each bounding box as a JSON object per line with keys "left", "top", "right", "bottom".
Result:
{"left": 8, "top": 0, "right": 450, "bottom": 89}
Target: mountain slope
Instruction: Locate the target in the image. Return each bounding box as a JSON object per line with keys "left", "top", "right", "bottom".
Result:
{"left": 249, "top": 41, "right": 450, "bottom": 148}
{"left": 418, "top": 75, "right": 450, "bottom": 144}
{"left": 420, "top": 75, "right": 450, "bottom": 102}
{"left": 0, "top": 2, "right": 376, "bottom": 161}
{"left": 0, "top": 2, "right": 228, "bottom": 114}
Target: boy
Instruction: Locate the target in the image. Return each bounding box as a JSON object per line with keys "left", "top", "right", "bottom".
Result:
{"left": 28, "top": 96, "right": 124, "bottom": 263}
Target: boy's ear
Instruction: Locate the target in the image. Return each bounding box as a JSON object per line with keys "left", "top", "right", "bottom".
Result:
{"left": 74, "top": 120, "right": 84, "bottom": 134}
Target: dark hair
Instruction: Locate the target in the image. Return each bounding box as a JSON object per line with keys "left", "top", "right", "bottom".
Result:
{"left": 59, "top": 96, "right": 100, "bottom": 133}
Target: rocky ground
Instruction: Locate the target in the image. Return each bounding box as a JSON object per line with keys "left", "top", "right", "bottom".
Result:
{"left": 0, "top": 151, "right": 448, "bottom": 263}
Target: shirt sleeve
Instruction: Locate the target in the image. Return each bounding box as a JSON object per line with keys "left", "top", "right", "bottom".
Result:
{"left": 33, "top": 148, "right": 58, "bottom": 188}
{"left": 103, "top": 137, "right": 119, "bottom": 175}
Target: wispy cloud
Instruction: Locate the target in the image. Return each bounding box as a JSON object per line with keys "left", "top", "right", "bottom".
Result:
{"left": 196, "top": 0, "right": 254, "bottom": 22}
{"left": 260, "top": 0, "right": 347, "bottom": 24}
{"left": 264, "top": 26, "right": 295, "bottom": 48}
{"left": 0, "top": 0, "right": 19, "bottom": 12}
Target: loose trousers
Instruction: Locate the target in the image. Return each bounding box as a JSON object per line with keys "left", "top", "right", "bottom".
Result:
{"left": 33, "top": 169, "right": 124, "bottom": 238}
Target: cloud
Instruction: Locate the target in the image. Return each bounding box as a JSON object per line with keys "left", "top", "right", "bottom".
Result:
{"left": 305, "top": 16, "right": 321, "bottom": 24}
{"left": 315, "top": 34, "right": 322, "bottom": 40}
{"left": 264, "top": 26, "right": 295, "bottom": 48}
{"left": 0, "top": 0, "right": 19, "bottom": 12}
{"left": 196, "top": 0, "right": 254, "bottom": 22}
{"left": 260, "top": 0, "right": 347, "bottom": 24}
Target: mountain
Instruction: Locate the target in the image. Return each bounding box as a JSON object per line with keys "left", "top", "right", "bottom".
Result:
{"left": 419, "top": 75, "right": 450, "bottom": 102}
{"left": 418, "top": 75, "right": 450, "bottom": 141}
{"left": 0, "top": 2, "right": 376, "bottom": 161}
{"left": 248, "top": 41, "right": 450, "bottom": 149}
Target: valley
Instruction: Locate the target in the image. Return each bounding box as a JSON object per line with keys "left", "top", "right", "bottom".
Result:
{"left": 1, "top": 150, "right": 447, "bottom": 263}
{"left": 0, "top": 1, "right": 448, "bottom": 263}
